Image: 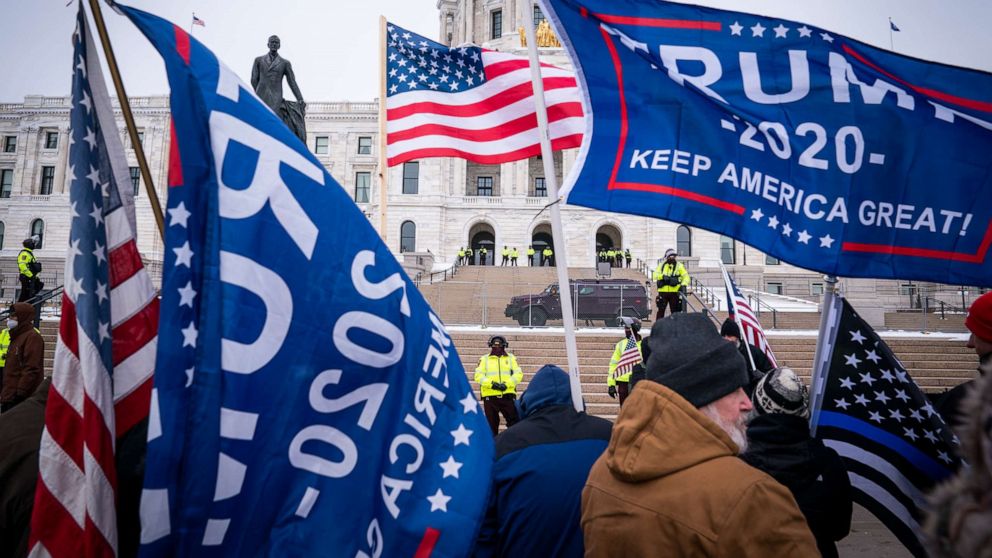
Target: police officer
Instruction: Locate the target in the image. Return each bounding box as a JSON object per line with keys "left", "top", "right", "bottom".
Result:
{"left": 653, "top": 248, "right": 690, "bottom": 319}
{"left": 542, "top": 246, "right": 553, "bottom": 266}
{"left": 0, "top": 324, "right": 8, "bottom": 394}
{"left": 475, "top": 335, "right": 523, "bottom": 436}
{"left": 510, "top": 246, "right": 519, "bottom": 266}
{"left": 606, "top": 248, "right": 615, "bottom": 268}
{"left": 479, "top": 246, "right": 489, "bottom": 266}
{"left": 608, "top": 317, "right": 643, "bottom": 407}
{"left": 527, "top": 245, "right": 536, "bottom": 266}
{"left": 465, "top": 246, "right": 474, "bottom": 265}
{"left": 17, "top": 238, "right": 42, "bottom": 303}
{"left": 598, "top": 249, "right": 606, "bottom": 263}
{"left": 624, "top": 248, "right": 632, "bottom": 268}
{"left": 501, "top": 245, "right": 510, "bottom": 266}
{"left": 457, "top": 246, "right": 466, "bottom": 265}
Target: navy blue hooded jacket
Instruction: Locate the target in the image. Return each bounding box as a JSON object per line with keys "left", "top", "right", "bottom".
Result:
{"left": 473, "top": 365, "right": 613, "bottom": 558}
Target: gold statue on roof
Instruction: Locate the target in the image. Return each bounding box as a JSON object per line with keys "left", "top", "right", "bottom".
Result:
{"left": 519, "top": 20, "right": 561, "bottom": 48}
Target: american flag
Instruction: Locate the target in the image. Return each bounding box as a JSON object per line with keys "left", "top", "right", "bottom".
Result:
{"left": 384, "top": 22, "right": 584, "bottom": 166}
{"left": 612, "top": 336, "right": 641, "bottom": 379}
{"left": 721, "top": 264, "right": 778, "bottom": 369}
{"left": 29, "top": 7, "right": 159, "bottom": 556}
{"left": 192, "top": 14, "right": 205, "bottom": 27}
{"left": 811, "top": 296, "right": 959, "bottom": 557}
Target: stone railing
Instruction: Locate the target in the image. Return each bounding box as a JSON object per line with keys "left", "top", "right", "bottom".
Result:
{"left": 459, "top": 196, "right": 503, "bottom": 205}
{"left": 307, "top": 101, "right": 379, "bottom": 113}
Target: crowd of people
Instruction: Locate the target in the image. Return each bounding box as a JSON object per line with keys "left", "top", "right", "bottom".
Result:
{"left": 475, "top": 291, "right": 992, "bottom": 557}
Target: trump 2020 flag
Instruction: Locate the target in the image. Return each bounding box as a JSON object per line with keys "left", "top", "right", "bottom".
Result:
{"left": 540, "top": 0, "right": 992, "bottom": 287}
{"left": 117, "top": 5, "right": 494, "bottom": 557}
{"left": 811, "top": 296, "right": 959, "bottom": 556}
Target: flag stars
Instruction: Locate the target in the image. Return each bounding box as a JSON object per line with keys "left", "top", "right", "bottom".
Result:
{"left": 69, "top": 275, "right": 86, "bottom": 299}
{"left": 83, "top": 127, "right": 97, "bottom": 150}
{"left": 819, "top": 234, "right": 835, "bottom": 248}
{"left": 87, "top": 165, "right": 101, "bottom": 189}
{"left": 797, "top": 230, "right": 812, "bottom": 244}
{"left": 451, "top": 423, "right": 473, "bottom": 446}
{"left": 839, "top": 377, "right": 855, "bottom": 390}
{"left": 729, "top": 21, "right": 743, "bottom": 36}
{"left": 390, "top": 84, "right": 399, "bottom": 94}
{"left": 894, "top": 389, "right": 910, "bottom": 403}
{"left": 69, "top": 237, "right": 83, "bottom": 259}
{"left": 750, "top": 22, "right": 766, "bottom": 37}
{"left": 868, "top": 411, "right": 883, "bottom": 423}
{"left": 865, "top": 349, "right": 881, "bottom": 364}
{"left": 427, "top": 488, "right": 451, "bottom": 512}
{"left": 95, "top": 281, "right": 108, "bottom": 304}
{"left": 92, "top": 241, "right": 106, "bottom": 265}
{"left": 834, "top": 398, "right": 850, "bottom": 410}
{"left": 185, "top": 367, "right": 195, "bottom": 388}
{"left": 797, "top": 25, "right": 812, "bottom": 38}
{"left": 80, "top": 90, "right": 92, "bottom": 113}
{"left": 875, "top": 390, "right": 891, "bottom": 404}
{"left": 903, "top": 428, "right": 918, "bottom": 441}
{"left": 909, "top": 409, "right": 923, "bottom": 422}
{"left": 879, "top": 369, "right": 895, "bottom": 382}
{"left": 773, "top": 24, "right": 789, "bottom": 38}
{"left": 178, "top": 280, "right": 197, "bottom": 308}
{"left": 850, "top": 330, "right": 867, "bottom": 344}
{"left": 439, "top": 456, "right": 463, "bottom": 479}
{"left": 854, "top": 394, "right": 870, "bottom": 406}
{"left": 923, "top": 430, "right": 938, "bottom": 443}
{"left": 750, "top": 208, "right": 764, "bottom": 222}
{"left": 820, "top": 32, "right": 834, "bottom": 43}
{"left": 844, "top": 353, "right": 862, "bottom": 368}
{"left": 173, "top": 241, "right": 194, "bottom": 268}
{"left": 858, "top": 372, "right": 875, "bottom": 385}
{"left": 168, "top": 201, "right": 191, "bottom": 228}
{"left": 98, "top": 321, "right": 110, "bottom": 343}
{"left": 781, "top": 223, "right": 792, "bottom": 237}
{"left": 181, "top": 321, "right": 198, "bottom": 348}
{"left": 460, "top": 392, "right": 479, "bottom": 414}
{"left": 896, "top": 370, "right": 909, "bottom": 383}
{"left": 767, "top": 215, "right": 779, "bottom": 230}
{"left": 937, "top": 451, "right": 952, "bottom": 464}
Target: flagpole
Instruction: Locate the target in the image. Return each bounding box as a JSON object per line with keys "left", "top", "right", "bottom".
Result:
{"left": 377, "top": 15, "right": 389, "bottom": 242}
{"left": 808, "top": 274, "right": 839, "bottom": 436}
{"left": 522, "top": 7, "right": 583, "bottom": 412}
{"left": 888, "top": 17, "right": 894, "bottom": 51}
{"left": 720, "top": 262, "right": 757, "bottom": 371}
{"left": 88, "top": 0, "right": 165, "bottom": 241}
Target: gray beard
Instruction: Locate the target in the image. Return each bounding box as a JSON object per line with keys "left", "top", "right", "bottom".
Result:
{"left": 700, "top": 404, "right": 749, "bottom": 454}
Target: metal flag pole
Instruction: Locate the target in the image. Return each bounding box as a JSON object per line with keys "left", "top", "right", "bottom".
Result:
{"left": 88, "top": 0, "right": 165, "bottom": 241}
{"left": 888, "top": 18, "right": 894, "bottom": 51}
{"left": 808, "top": 274, "right": 840, "bottom": 436}
{"left": 377, "top": 15, "right": 390, "bottom": 242}
{"left": 522, "top": 7, "right": 583, "bottom": 412}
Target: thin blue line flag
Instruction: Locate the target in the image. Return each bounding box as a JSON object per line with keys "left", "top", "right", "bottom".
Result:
{"left": 540, "top": 0, "right": 992, "bottom": 287}
{"left": 116, "top": 5, "right": 494, "bottom": 557}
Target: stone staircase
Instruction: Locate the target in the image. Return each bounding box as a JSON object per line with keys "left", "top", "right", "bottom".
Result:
{"left": 419, "top": 265, "right": 648, "bottom": 326}
{"left": 450, "top": 331, "right": 976, "bottom": 421}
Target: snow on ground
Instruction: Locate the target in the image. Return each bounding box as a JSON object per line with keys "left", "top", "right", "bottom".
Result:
{"left": 446, "top": 324, "right": 970, "bottom": 340}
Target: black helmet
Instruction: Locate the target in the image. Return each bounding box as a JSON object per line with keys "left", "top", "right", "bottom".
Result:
{"left": 487, "top": 335, "right": 509, "bottom": 348}
{"left": 23, "top": 238, "right": 35, "bottom": 249}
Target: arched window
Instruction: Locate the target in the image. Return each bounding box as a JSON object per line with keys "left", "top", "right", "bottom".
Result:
{"left": 400, "top": 221, "right": 416, "bottom": 253}
{"left": 0, "top": 221, "right": 5, "bottom": 250}
{"left": 676, "top": 225, "right": 691, "bottom": 257}
{"left": 31, "top": 218, "right": 44, "bottom": 249}
{"left": 719, "top": 235, "right": 735, "bottom": 264}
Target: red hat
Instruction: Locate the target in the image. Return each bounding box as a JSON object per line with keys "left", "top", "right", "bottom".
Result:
{"left": 966, "top": 291, "right": 992, "bottom": 342}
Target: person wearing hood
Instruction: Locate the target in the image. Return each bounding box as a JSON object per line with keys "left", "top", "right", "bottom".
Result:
{"left": 0, "top": 303, "right": 44, "bottom": 413}
{"left": 475, "top": 365, "right": 612, "bottom": 558}
{"left": 742, "top": 368, "right": 853, "bottom": 558}
{"left": 652, "top": 248, "right": 690, "bottom": 320}
{"left": 934, "top": 290, "right": 992, "bottom": 426}
{"left": 721, "top": 318, "right": 774, "bottom": 394}
{"left": 582, "top": 313, "right": 817, "bottom": 557}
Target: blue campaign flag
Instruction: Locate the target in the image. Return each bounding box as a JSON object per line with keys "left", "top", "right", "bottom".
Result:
{"left": 540, "top": 0, "right": 992, "bottom": 287}
{"left": 117, "top": 5, "right": 494, "bottom": 557}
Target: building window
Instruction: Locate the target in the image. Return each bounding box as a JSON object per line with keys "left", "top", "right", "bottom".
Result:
{"left": 490, "top": 9, "right": 503, "bottom": 39}
{"left": 476, "top": 176, "right": 493, "bottom": 196}
{"left": 357, "top": 136, "right": 372, "bottom": 155}
{"left": 45, "top": 131, "right": 59, "bottom": 150}
{"left": 130, "top": 167, "right": 141, "bottom": 195}
{"left": 402, "top": 161, "right": 419, "bottom": 194}
{"left": 533, "top": 177, "right": 547, "bottom": 197}
{"left": 2, "top": 136, "right": 15, "bottom": 153}
{"left": 355, "top": 171, "right": 371, "bottom": 203}
{"left": 400, "top": 221, "right": 416, "bottom": 253}
{"left": 720, "top": 235, "right": 736, "bottom": 264}
{"left": 811, "top": 283, "right": 824, "bottom": 296}
{"left": 676, "top": 225, "right": 691, "bottom": 257}
{"left": 766, "top": 254, "right": 780, "bottom": 265}
{"left": 31, "top": 218, "right": 44, "bottom": 249}
{"left": 899, "top": 283, "right": 916, "bottom": 296}
{"left": 314, "top": 136, "right": 329, "bottom": 154}
{"left": 0, "top": 169, "right": 12, "bottom": 198}
{"left": 533, "top": 5, "right": 546, "bottom": 27}
{"left": 0, "top": 221, "right": 4, "bottom": 250}
{"left": 40, "top": 166, "right": 55, "bottom": 195}
{"left": 136, "top": 131, "right": 144, "bottom": 146}
{"left": 767, "top": 282, "right": 784, "bottom": 295}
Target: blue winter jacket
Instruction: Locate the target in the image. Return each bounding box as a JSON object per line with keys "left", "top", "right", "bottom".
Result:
{"left": 473, "top": 365, "right": 613, "bottom": 558}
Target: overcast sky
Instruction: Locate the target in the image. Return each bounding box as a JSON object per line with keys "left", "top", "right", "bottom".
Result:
{"left": 1, "top": 0, "right": 989, "bottom": 103}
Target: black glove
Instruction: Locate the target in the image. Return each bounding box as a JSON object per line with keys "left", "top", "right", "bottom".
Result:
{"left": 608, "top": 385, "right": 617, "bottom": 399}
{"left": 492, "top": 382, "right": 507, "bottom": 391}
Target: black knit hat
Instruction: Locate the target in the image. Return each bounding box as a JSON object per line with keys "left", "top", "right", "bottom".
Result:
{"left": 720, "top": 318, "right": 741, "bottom": 339}
{"left": 645, "top": 313, "right": 749, "bottom": 407}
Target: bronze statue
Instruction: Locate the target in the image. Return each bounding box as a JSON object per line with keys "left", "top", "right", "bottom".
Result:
{"left": 251, "top": 35, "right": 307, "bottom": 141}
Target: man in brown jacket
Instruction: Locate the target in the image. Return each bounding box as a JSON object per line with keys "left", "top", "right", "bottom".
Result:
{"left": 0, "top": 303, "right": 44, "bottom": 413}
{"left": 582, "top": 313, "right": 818, "bottom": 557}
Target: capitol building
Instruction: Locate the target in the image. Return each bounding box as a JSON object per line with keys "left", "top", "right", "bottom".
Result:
{"left": 0, "top": 1, "right": 953, "bottom": 316}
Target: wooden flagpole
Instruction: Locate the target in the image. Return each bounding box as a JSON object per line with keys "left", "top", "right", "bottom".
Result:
{"left": 522, "top": 6, "right": 583, "bottom": 412}
{"left": 88, "top": 0, "right": 165, "bottom": 241}
{"left": 377, "top": 16, "right": 389, "bottom": 242}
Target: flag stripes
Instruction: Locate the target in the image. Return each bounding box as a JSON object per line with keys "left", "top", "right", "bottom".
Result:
{"left": 384, "top": 23, "right": 583, "bottom": 166}
{"left": 721, "top": 266, "right": 778, "bottom": 368}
